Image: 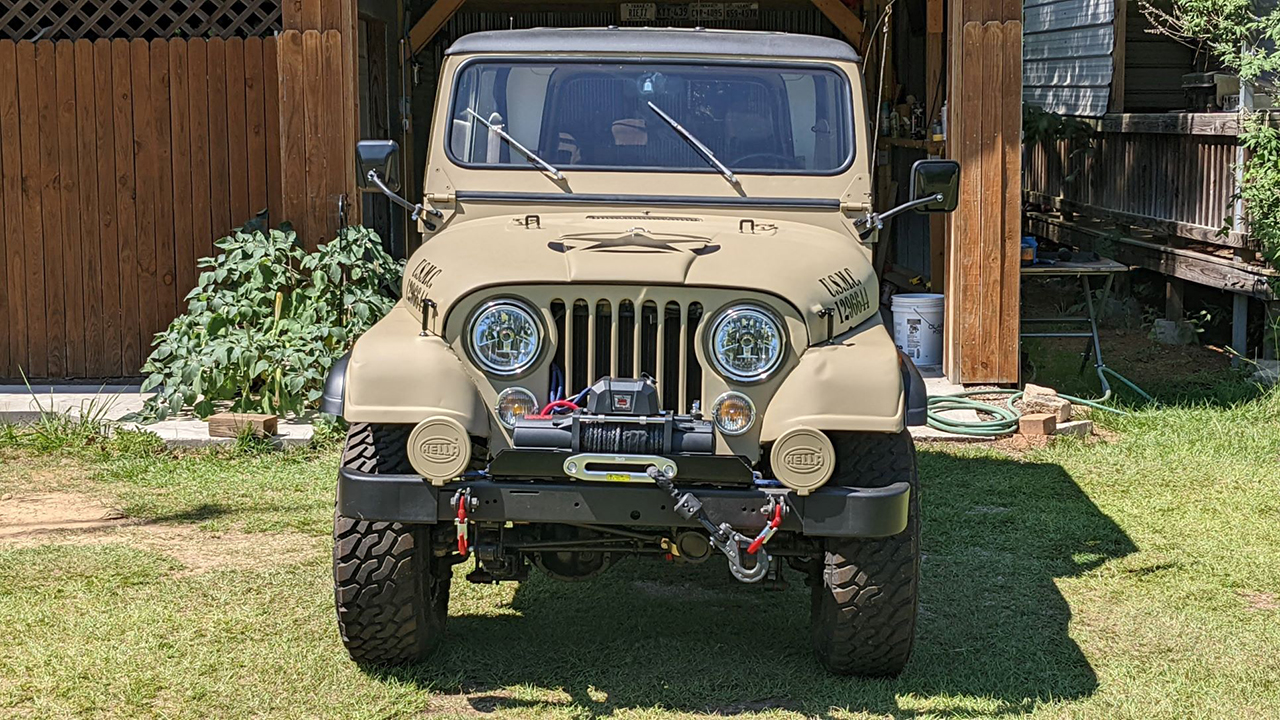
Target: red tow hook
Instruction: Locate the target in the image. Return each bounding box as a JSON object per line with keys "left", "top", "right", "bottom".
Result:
{"left": 747, "top": 501, "right": 785, "bottom": 555}
{"left": 453, "top": 490, "right": 471, "bottom": 557}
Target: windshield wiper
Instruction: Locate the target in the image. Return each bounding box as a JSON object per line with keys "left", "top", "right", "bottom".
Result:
{"left": 645, "top": 101, "right": 739, "bottom": 187}
{"left": 465, "top": 108, "right": 564, "bottom": 180}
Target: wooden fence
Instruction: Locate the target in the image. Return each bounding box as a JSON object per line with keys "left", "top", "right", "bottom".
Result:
{"left": 0, "top": 36, "right": 281, "bottom": 380}
{"left": 1024, "top": 114, "right": 1246, "bottom": 249}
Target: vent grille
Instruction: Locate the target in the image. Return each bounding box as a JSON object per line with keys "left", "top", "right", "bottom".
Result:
{"left": 551, "top": 297, "right": 704, "bottom": 413}
{"left": 584, "top": 215, "right": 703, "bottom": 222}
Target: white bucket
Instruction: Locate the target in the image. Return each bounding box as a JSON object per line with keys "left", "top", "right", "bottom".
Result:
{"left": 891, "top": 293, "right": 945, "bottom": 367}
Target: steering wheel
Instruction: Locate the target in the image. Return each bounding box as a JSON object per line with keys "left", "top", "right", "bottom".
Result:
{"left": 730, "top": 153, "right": 802, "bottom": 170}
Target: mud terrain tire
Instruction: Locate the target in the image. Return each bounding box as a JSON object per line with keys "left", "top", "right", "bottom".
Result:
{"left": 334, "top": 423, "right": 451, "bottom": 665}
{"left": 811, "top": 430, "right": 920, "bottom": 676}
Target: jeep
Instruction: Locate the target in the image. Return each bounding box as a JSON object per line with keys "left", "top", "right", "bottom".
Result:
{"left": 325, "top": 26, "right": 958, "bottom": 676}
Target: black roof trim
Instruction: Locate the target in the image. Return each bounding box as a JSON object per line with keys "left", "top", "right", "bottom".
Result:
{"left": 445, "top": 27, "right": 861, "bottom": 63}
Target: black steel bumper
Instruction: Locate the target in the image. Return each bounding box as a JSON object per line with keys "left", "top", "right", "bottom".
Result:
{"left": 336, "top": 469, "right": 910, "bottom": 539}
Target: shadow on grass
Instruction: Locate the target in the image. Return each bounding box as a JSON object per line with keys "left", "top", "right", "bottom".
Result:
{"left": 372, "top": 451, "right": 1136, "bottom": 718}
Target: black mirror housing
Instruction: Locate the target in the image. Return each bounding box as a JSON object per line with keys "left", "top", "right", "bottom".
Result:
{"left": 357, "top": 140, "right": 400, "bottom": 193}
{"left": 909, "top": 159, "right": 960, "bottom": 213}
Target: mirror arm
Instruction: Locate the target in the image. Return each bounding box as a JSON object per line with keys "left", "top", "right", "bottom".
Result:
{"left": 367, "top": 170, "right": 443, "bottom": 222}
{"left": 855, "top": 193, "right": 944, "bottom": 239}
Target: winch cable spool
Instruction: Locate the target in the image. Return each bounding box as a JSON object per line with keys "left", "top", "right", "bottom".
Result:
{"left": 925, "top": 386, "right": 1145, "bottom": 437}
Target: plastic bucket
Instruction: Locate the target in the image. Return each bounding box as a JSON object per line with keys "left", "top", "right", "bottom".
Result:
{"left": 891, "top": 293, "right": 945, "bottom": 367}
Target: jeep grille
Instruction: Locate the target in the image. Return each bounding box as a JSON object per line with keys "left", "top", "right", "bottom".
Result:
{"left": 550, "top": 297, "right": 704, "bottom": 414}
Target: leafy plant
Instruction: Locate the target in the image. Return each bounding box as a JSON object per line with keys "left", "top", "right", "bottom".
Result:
{"left": 1023, "top": 105, "right": 1098, "bottom": 184}
{"left": 139, "top": 224, "right": 403, "bottom": 420}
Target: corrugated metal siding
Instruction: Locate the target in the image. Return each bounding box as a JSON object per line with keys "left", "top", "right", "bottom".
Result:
{"left": 1023, "top": 0, "right": 1115, "bottom": 117}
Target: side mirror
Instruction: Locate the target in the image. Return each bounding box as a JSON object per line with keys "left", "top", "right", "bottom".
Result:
{"left": 909, "top": 159, "right": 960, "bottom": 213}
{"left": 357, "top": 140, "right": 400, "bottom": 193}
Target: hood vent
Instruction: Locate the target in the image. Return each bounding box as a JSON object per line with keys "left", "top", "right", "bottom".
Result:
{"left": 584, "top": 214, "right": 703, "bottom": 222}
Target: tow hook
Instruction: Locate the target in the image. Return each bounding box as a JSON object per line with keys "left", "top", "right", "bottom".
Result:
{"left": 646, "top": 466, "right": 784, "bottom": 584}
{"left": 450, "top": 489, "right": 478, "bottom": 557}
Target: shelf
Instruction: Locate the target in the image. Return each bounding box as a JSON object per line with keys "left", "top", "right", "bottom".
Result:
{"left": 879, "top": 136, "right": 946, "bottom": 153}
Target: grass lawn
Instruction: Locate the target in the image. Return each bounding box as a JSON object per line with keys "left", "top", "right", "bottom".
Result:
{"left": 1, "top": 366, "right": 1277, "bottom": 718}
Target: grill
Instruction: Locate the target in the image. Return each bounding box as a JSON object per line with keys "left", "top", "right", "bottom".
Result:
{"left": 550, "top": 297, "right": 705, "bottom": 414}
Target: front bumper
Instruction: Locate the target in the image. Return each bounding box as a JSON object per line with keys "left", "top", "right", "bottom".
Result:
{"left": 337, "top": 468, "right": 910, "bottom": 539}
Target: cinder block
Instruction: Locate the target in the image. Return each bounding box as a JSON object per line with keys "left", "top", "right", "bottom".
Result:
{"left": 1019, "top": 413, "right": 1057, "bottom": 436}
{"left": 1055, "top": 419, "right": 1094, "bottom": 438}
{"left": 1153, "top": 319, "right": 1197, "bottom": 345}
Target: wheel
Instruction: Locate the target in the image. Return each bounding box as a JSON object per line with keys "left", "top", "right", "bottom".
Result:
{"left": 333, "top": 423, "right": 452, "bottom": 665}
{"left": 810, "top": 430, "right": 920, "bottom": 677}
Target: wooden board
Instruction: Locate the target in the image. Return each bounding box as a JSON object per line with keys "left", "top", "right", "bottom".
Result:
{"left": 187, "top": 38, "right": 214, "bottom": 264}
{"left": 169, "top": 39, "right": 195, "bottom": 307}
{"left": 206, "top": 38, "right": 231, "bottom": 237}
{"left": 264, "top": 36, "right": 283, "bottom": 228}
{"left": 244, "top": 37, "right": 268, "bottom": 219}
{"left": 131, "top": 39, "right": 157, "bottom": 357}
{"left": 93, "top": 39, "right": 122, "bottom": 377}
{"left": 208, "top": 412, "right": 278, "bottom": 438}
{"left": 111, "top": 39, "right": 141, "bottom": 374}
{"left": 322, "top": 30, "right": 345, "bottom": 238}
{"left": 74, "top": 39, "right": 103, "bottom": 376}
{"left": 276, "top": 30, "right": 306, "bottom": 239}
{"left": 151, "top": 39, "right": 178, "bottom": 334}
{"left": 225, "top": 37, "right": 250, "bottom": 226}
{"left": 37, "top": 40, "right": 64, "bottom": 378}
{"left": 0, "top": 41, "right": 24, "bottom": 377}
{"left": 56, "top": 40, "right": 84, "bottom": 377}
{"left": 301, "top": 30, "right": 327, "bottom": 251}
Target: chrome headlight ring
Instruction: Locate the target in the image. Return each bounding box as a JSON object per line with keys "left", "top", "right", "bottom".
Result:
{"left": 706, "top": 304, "right": 786, "bottom": 383}
{"left": 466, "top": 299, "right": 544, "bottom": 377}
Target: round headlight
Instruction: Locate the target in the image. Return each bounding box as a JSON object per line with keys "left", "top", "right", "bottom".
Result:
{"left": 468, "top": 301, "right": 542, "bottom": 376}
{"left": 709, "top": 306, "right": 784, "bottom": 382}
{"left": 495, "top": 387, "right": 538, "bottom": 429}
{"left": 711, "top": 392, "right": 756, "bottom": 436}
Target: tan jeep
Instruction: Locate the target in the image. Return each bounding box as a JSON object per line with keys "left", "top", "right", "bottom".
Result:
{"left": 325, "top": 27, "right": 959, "bottom": 677}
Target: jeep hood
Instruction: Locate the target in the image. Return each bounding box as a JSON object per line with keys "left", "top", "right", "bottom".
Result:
{"left": 402, "top": 212, "right": 878, "bottom": 344}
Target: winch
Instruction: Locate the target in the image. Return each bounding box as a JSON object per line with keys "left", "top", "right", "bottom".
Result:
{"left": 511, "top": 377, "right": 716, "bottom": 455}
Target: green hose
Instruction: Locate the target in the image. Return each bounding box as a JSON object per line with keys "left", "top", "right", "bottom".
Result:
{"left": 925, "top": 388, "right": 1134, "bottom": 437}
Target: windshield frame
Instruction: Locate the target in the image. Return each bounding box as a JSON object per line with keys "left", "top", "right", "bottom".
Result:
{"left": 442, "top": 56, "right": 857, "bottom": 178}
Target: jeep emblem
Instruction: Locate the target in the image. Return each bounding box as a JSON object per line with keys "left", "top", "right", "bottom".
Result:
{"left": 783, "top": 446, "right": 825, "bottom": 474}
{"left": 420, "top": 436, "right": 460, "bottom": 462}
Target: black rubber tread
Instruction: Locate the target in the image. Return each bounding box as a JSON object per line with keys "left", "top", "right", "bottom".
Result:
{"left": 334, "top": 423, "right": 450, "bottom": 665}
{"left": 811, "top": 430, "right": 920, "bottom": 677}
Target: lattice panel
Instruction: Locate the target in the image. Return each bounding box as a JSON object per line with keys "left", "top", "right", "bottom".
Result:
{"left": 1, "top": 0, "right": 282, "bottom": 41}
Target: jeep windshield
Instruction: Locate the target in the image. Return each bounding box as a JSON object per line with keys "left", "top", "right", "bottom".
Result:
{"left": 447, "top": 60, "right": 853, "bottom": 175}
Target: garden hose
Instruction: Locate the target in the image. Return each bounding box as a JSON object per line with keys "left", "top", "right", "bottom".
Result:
{"left": 925, "top": 388, "right": 1136, "bottom": 437}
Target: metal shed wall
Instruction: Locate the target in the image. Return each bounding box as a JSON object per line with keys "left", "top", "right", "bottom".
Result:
{"left": 1023, "top": 0, "right": 1115, "bottom": 116}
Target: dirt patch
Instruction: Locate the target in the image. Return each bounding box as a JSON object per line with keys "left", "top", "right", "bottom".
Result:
{"left": 0, "top": 491, "right": 130, "bottom": 539}
{"left": 1239, "top": 590, "right": 1279, "bottom": 612}
{"left": 0, "top": 491, "right": 317, "bottom": 575}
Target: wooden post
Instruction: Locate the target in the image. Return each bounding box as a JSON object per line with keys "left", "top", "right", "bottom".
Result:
{"left": 1109, "top": 0, "right": 1126, "bottom": 113}
{"left": 1231, "top": 293, "right": 1248, "bottom": 363}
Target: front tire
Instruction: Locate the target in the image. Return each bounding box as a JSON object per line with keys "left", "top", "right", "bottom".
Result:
{"left": 810, "top": 430, "right": 920, "bottom": 676}
{"left": 334, "top": 423, "right": 451, "bottom": 665}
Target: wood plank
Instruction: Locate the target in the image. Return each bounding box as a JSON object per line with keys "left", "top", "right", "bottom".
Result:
{"left": 74, "top": 40, "right": 103, "bottom": 377}
{"left": 277, "top": 31, "right": 306, "bottom": 238}
{"left": 17, "top": 40, "right": 46, "bottom": 377}
{"left": 244, "top": 36, "right": 268, "bottom": 219}
{"left": 0, "top": 40, "right": 23, "bottom": 378}
{"left": 302, "top": 0, "right": 321, "bottom": 31}
{"left": 207, "top": 38, "right": 232, "bottom": 236}
{"left": 37, "top": 41, "right": 65, "bottom": 378}
{"left": 1097, "top": 112, "right": 1243, "bottom": 136}
{"left": 976, "top": 22, "right": 1001, "bottom": 381}
{"left": 409, "top": 0, "right": 467, "bottom": 55}
{"left": 225, "top": 37, "right": 249, "bottom": 226}
{"left": 1026, "top": 213, "right": 1276, "bottom": 300}
{"left": 998, "top": 21, "right": 1023, "bottom": 382}
{"left": 956, "top": 22, "right": 983, "bottom": 382}
{"left": 1024, "top": 191, "right": 1249, "bottom": 248}
{"left": 809, "top": 0, "right": 864, "bottom": 49}
{"left": 208, "top": 412, "right": 278, "bottom": 438}
{"left": 264, "top": 36, "right": 283, "bottom": 228}
{"left": 340, "top": 0, "right": 358, "bottom": 226}
{"left": 1110, "top": 0, "right": 1126, "bottom": 113}
{"left": 131, "top": 38, "right": 158, "bottom": 357}
{"left": 322, "top": 30, "right": 345, "bottom": 237}
{"left": 111, "top": 39, "right": 141, "bottom": 375}
{"left": 169, "top": 39, "right": 195, "bottom": 308}
{"left": 282, "top": 0, "right": 303, "bottom": 30}
{"left": 187, "top": 38, "right": 214, "bottom": 264}
{"left": 151, "top": 40, "right": 177, "bottom": 335}
{"left": 92, "top": 39, "right": 122, "bottom": 377}
{"left": 302, "top": 29, "right": 328, "bottom": 251}
{"left": 319, "top": 0, "right": 342, "bottom": 31}
{"left": 55, "top": 41, "right": 84, "bottom": 377}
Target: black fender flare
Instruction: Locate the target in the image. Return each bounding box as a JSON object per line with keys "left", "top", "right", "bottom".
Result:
{"left": 321, "top": 352, "right": 350, "bottom": 417}
{"left": 898, "top": 351, "right": 927, "bottom": 427}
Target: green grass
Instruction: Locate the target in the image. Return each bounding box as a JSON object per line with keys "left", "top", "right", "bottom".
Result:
{"left": 1, "top": 391, "right": 1278, "bottom": 718}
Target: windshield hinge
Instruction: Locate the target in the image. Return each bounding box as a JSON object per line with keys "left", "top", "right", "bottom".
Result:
{"left": 425, "top": 192, "right": 455, "bottom": 205}
{"left": 840, "top": 200, "right": 872, "bottom": 213}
